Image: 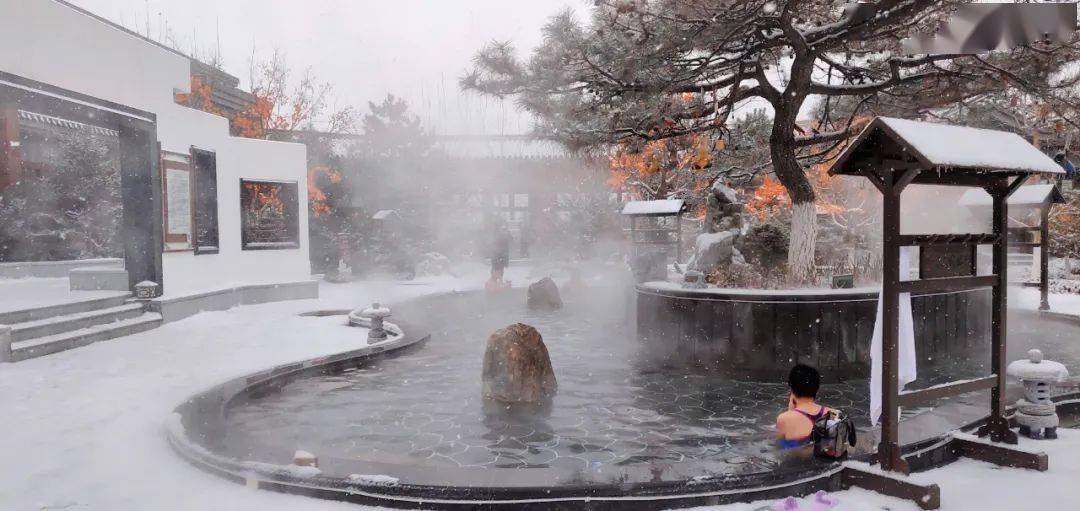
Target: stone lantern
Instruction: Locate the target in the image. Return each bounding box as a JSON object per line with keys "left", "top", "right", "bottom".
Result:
{"left": 360, "top": 302, "right": 392, "bottom": 342}
{"left": 683, "top": 270, "right": 707, "bottom": 289}
{"left": 1006, "top": 349, "right": 1070, "bottom": 439}
{"left": 134, "top": 281, "right": 159, "bottom": 300}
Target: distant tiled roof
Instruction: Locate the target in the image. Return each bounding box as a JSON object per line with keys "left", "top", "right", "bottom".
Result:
{"left": 17, "top": 110, "right": 118, "bottom": 137}
{"left": 431, "top": 135, "right": 577, "bottom": 159}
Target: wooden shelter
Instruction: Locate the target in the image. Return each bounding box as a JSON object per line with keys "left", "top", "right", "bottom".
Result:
{"left": 621, "top": 199, "right": 687, "bottom": 263}
{"left": 961, "top": 184, "right": 1066, "bottom": 311}
{"left": 830, "top": 117, "right": 1064, "bottom": 474}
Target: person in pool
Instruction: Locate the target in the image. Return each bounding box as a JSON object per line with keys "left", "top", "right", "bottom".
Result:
{"left": 776, "top": 364, "right": 831, "bottom": 449}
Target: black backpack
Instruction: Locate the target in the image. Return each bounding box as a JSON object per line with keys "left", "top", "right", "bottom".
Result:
{"left": 812, "top": 409, "right": 857, "bottom": 459}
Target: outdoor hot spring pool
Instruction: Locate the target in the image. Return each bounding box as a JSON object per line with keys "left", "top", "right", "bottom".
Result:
{"left": 220, "top": 286, "right": 883, "bottom": 485}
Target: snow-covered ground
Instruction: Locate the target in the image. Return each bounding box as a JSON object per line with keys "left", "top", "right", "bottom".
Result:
{"left": 0, "top": 263, "right": 527, "bottom": 511}
{"left": 2, "top": 270, "right": 1079, "bottom": 511}
{"left": 0, "top": 277, "right": 127, "bottom": 314}
{"left": 1014, "top": 284, "right": 1080, "bottom": 315}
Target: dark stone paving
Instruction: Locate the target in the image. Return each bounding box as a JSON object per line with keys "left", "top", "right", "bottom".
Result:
{"left": 222, "top": 288, "right": 1079, "bottom": 484}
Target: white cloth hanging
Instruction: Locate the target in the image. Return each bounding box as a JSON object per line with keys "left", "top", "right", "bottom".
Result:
{"left": 869, "top": 246, "right": 918, "bottom": 426}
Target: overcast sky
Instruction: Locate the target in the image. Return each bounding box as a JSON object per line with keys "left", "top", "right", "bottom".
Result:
{"left": 67, "top": 0, "right": 591, "bottom": 135}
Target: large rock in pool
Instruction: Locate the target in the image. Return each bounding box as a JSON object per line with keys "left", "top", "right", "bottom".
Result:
{"left": 482, "top": 323, "right": 557, "bottom": 403}
{"left": 527, "top": 277, "right": 563, "bottom": 310}
{"left": 690, "top": 230, "right": 736, "bottom": 274}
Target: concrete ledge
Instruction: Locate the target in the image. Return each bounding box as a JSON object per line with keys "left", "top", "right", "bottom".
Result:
{"left": 149, "top": 280, "right": 319, "bottom": 323}
{"left": 0, "top": 258, "right": 123, "bottom": 279}
{"left": 69, "top": 267, "right": 129, "bottom": 291}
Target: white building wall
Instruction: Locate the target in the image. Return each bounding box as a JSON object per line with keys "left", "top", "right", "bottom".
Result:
{"left": 0, "top": 0, "right": 311, "bottom": 294}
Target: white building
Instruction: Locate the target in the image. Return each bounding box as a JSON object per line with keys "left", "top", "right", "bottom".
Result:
{"left": 0, "top": 0, "right": 315, "bottom": 307}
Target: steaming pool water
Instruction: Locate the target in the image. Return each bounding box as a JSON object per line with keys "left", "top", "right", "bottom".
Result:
{"left": 214, "top": 285, "right": 1080, "bottom": 483}
{"left": 221, "top": 287, "right": 879, "bottom": 485}
{"left": 217, "top": 285, "right": 1075, "bottom": 486}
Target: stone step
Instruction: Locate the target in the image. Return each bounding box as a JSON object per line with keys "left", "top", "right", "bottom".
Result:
{"left": 10, "top": 313, "right": 162, "bottom": 361}
{"left": 0, "top": 293, "right": 130, "bottom": 325}
{"left": 10, "top": 302, "right": 146, "bottom": 342}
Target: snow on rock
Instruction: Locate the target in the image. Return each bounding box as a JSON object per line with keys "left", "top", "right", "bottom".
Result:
{"left": 244, "top": 461, "right": 322, "bottom": 479}
{"left": 877, "top": 117, "right": 1063, "bottom": 174}
{"left": 415, "top": 252, "right": 452, "bottom": 276}
{"left": 621, "top": 199, "right": 685, "bottom": 216}
{"left": 347, "top": 474, "right": 400, "bottom": 486}
{"left": 689, "top": 231, "right": 736, "bottom": 274}
{"left": 292, "top": 450, "right": 318, "bottom": 467}
{"left": 710, "top": 180, "right": 740, "bottom": 204}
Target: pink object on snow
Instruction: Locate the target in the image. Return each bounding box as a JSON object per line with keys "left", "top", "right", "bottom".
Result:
{"left": 771, "top": 496, "right": 800, "bottom": 511}
{"left": 811, "top": 490, "right": 839, "bottom": 510}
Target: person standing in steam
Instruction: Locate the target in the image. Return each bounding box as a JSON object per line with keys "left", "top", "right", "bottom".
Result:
{"left": 486, "top": 220, "right": 512, "bottom": 293}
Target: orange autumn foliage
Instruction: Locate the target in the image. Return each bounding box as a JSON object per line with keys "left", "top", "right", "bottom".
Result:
{"left": 175, "top": 75, "right": 274, "bottom": 139}
{"left": 174, "top": 76, "right": 225, "bottom": 117}
{"left": 744, "top": 176, "right": 789, "bottom": 220}
{"left": 244, "top": 181, "right": 284, "bottom": 214}
{"left": 745, "top": 116, "right": 873, "bottom": 223}
{"left": 307, "top": 165, "right": 342, "bottom": 218}
{"left": 608, "top": 135, "right": 718, "bottom": 202}
{"left": 746, "top": 162, "right": 852, "bottom": 221}
{"left": 232, "top": 96, "right": 273, "bottom": 139}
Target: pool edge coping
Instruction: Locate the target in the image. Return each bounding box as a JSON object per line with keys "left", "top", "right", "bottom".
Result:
{"left": 164, "top": 298, "right": 1078, "bottom": 509}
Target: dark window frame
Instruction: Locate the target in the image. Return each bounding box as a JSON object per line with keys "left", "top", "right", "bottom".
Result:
{"left": 190, "top": 147, "right": 219, "bottom": 255}
{"left": 239, "top": 178, "right": 300, "bottom": 251}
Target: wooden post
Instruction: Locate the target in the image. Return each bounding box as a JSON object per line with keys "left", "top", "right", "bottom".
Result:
{"left": 977, "top": 177, "right": 1021, "bottom": 444}
{"left": 1040, "top": 204, "right": 1051, "bottom": 311}
{"left": 676, "top": 214, "right": 682, "bottom": 264}
{"left": 878, "top": 168, "right": 909, "bottom": 473}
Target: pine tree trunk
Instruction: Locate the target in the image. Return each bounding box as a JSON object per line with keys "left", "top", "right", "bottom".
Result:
{"left": 788, "top": 201, "right": 818, "bottom": 283}
{"left": 769, "top": 104, "right": 817, "bottom": 285}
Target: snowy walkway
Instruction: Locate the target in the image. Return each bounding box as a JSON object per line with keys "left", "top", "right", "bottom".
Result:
{"left": 2, "top": 274, "right": 1079, "bottom": 511}
{"left": 0, "top": 264, "right": 525, "bottom": 511}
{"left": 0, "top": 277, "right": 127, "bottom": 314}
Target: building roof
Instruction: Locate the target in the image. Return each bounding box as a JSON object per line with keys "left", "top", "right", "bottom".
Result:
{"left": 959, "top": 183, "right": 1066, "bottom": 208}
{"left": 621, "top": 199, "right": 686, "bottom": 216}
{"left": 831, "top": 117, "right": 1064, "bottom": 176}
{"left": 431, "top": 134, "right": 577, "bottom": 159}
{"left": 54, "top": 0, "right": 249, "bottom": 103}
{"left": 18, "top": 110, "right": 118, "bottom": 137}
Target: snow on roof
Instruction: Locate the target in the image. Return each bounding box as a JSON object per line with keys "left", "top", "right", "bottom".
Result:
{"left": 621, "top": 199, "right": 686, "bottom": 216}
{"left": 372, "top": 210, "right": 398, "bottom": 220}
{"left": 959, "top": 184, "right": 1065, "bottom": 207}
{"left": 833, "top": 117, "right": 1064, "bottom": 176}
{"left": 878, "top": 117, "right": 1064, "bottom": 174}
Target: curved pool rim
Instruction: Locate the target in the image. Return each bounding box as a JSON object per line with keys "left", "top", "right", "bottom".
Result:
{"left": 166, "top": 295, "right": 1070, "bottom": 509}
{"left": 636, "top": 281, "right": 993, "bottom": 382}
